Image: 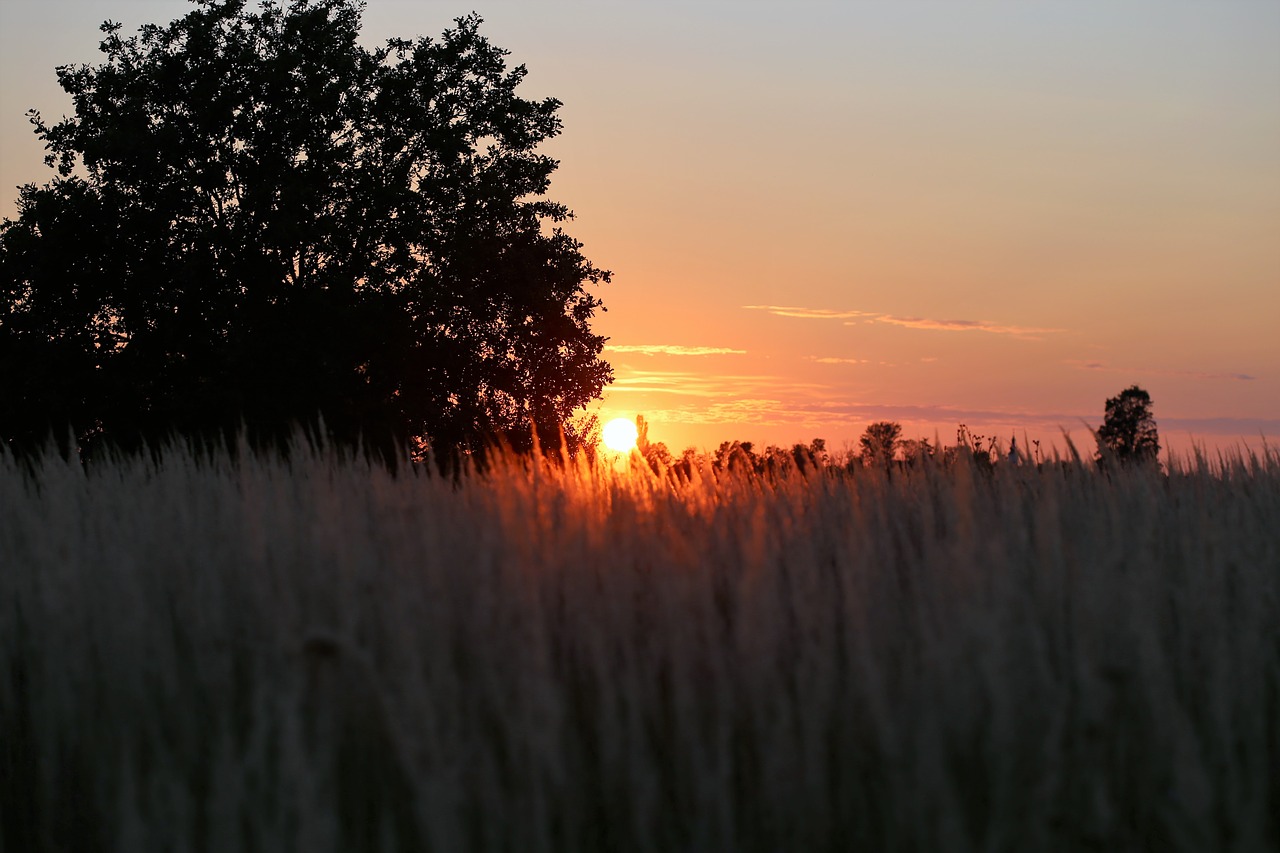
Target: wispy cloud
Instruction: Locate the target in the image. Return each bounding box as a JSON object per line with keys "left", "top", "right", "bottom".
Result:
{"left": 609, "top": 367, "right": 1077, "bottom": 431}
{"left": 605, "top": 344, "right": 746, "bottom": 356}
{"left": 743, "top": 304, "right": 1059, "bottom": 339}
{"left": 607, "top": 368, "right": 1280, "bottom": 440}
{"left": 743, "top": 305, "right": 875, "bottom": 320}
{"left": 1160, "top": 416, "right": 1280, "bottom": 435}
{"left": 608, "top": 370, "right": 817, "bottom": 399}
{"left": 637, "top": 399, "right": 801, "bottom": 427}
{"left": 608, "top": 370, "right": 725, "bottom": 397}
{"left": 869, "top": 315, "right": 1062, "bottom": 339}
{"left": 613, "top": 395, "right": 1093, "bottom": 435}
{"left": 606, "top": 369, "right": 834, "bottom": 428}
{"left": 1069, "top": 360, "right": 1256, "bottom": 382}
{"left": 810, "top": 356, "right": 870, "bottom": 365}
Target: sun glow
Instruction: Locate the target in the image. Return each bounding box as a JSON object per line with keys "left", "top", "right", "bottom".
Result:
{"left": 602, "top": 417, "right": 639, "bottom": 453}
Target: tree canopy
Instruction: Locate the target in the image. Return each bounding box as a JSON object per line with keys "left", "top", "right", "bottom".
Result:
{"left": 858, "top": 421, "right": 902, "bottom": 468}
{"left": 1096, "top": 385, "right": 1160, "bottom": 466}
{"left": 0, "top": 0, "right": 611, "bottom": 458}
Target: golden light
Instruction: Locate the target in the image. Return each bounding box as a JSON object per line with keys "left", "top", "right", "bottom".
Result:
{"left": 602, "top": 417, "right": 639, "bottom": 453}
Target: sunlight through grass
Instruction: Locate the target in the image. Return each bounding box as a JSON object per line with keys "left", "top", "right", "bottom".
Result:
{"left": 2, "top": 441, "right": 1277, "bottom": 851}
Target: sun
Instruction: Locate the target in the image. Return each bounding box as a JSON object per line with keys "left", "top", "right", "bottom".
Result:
{"left": 602, "top": 417, "right": 639, "bottom": 453}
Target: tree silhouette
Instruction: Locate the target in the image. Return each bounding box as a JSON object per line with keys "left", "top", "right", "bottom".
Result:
{"left": 858, "top": 421, "right": 902, "bottom": 468}
{"left": 898, "top": 437, "right": 935, "bottom": 466}
{"left": 714, "top": 440, "right": 758, "bottom": 474}
{"left": 0, "top": 1, "right": 610, "bottom": 458}
{"left": 1096, "top": 385, "right": 1160, "bottom": 466}
{"left": 633, "top": 414, "right": 671, "bottom": 473}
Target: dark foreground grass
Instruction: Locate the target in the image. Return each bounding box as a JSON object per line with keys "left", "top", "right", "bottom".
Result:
{"left": 2, "top": 442, "right": 1278, "bottom": 852}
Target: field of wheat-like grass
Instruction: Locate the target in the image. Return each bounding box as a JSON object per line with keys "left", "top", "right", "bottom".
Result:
{"left": 2, "top": 441, "right": 1277, "bottom": 852}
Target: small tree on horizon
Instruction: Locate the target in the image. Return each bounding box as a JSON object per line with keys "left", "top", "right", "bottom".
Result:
{"left": 714, "top": 440, "right": 758, "bottom": 473}
{"left": 859, "top": 421, "right": 902, "bottom": 468}
{"left": 1096, "top": 385, "right": 1160, "bottom": 466}
{"left": 899, "top": 437, "right": 935, "bottom": 466}
{"left": 633, "top": 414, "right": 672, "bottom": 473}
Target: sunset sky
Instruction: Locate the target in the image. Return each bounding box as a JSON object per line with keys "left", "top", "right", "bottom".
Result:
{"left": 3, "top": 0, "right": 1277, "bottom": 456}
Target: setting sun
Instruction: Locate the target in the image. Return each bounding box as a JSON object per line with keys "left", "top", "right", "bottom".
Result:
{"left": 602, "top": 417, "right": 639, "bottom": 453}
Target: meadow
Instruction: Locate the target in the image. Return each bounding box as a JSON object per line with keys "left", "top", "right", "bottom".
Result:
{"left": 2, "top": 440, "right": 1277, "bottom": 852}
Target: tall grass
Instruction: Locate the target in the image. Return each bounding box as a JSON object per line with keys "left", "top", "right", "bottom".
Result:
{"left": 2, "top": 441, "right": 1277, "bottom": 852}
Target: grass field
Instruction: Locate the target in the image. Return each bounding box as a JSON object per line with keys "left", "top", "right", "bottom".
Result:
{"left": 2, "top": 440, "right": 1277, "bottom": 852}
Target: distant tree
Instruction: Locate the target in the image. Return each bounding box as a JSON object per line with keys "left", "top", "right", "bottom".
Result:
{"left": 668, "top": 446, "right": 703, "bottom": 481}
{"left": 899, "top": 437, "right": 935, "bottom": 466}
{"left": 788, "top": 437, "right": 827, "bottom": 473}
{"left": 859, "top": 421, "right": 902, "bottom": 468}
{"left": 714, "top": 440, "right": 757, "bottom": 474}
{"left": 634, "top": 414, "right": 671, "bottom": 473}
{"left": 635, "top": 414, "right": 651, "bottom": 455}
{"left": 0, "top": 1, "right": 610, "bottom": 458}
{"left": 1096, "top": 385, "right": 1160, "bottom": 465}
{"left": 760, "top": 444, "right": 789, "bottom": 472}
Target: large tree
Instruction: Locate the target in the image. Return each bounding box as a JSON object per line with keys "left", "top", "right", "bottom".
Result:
{"left": 0, "top": 0, "right": 611, "bottom": 457}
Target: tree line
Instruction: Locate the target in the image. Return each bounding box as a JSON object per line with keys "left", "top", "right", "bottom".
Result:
{"left": 629, "top": 385, "right": 1161, "bottom": 478}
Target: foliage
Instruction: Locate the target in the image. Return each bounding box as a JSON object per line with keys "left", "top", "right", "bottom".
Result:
{"left": 714, "top": 439, "right": 757, "bottom": 472}
{"left": 858, "top": 420, "right": 902, "bottom": 467}
{"left": 633, "top": 414, "right": 672, "bottom": 474}
{"left": 0, "top": 0, "right": 610, "bottom": 458}
{"left": 897, "top": 436, "right": 935, "bottom": 466}
{"left": 1096, "top": 385, "right": 1161, "bottom": 466}
{"left": 3, "top": 440, "right": 1278, "bottom": 851}
{"left": 953, "top": 423, "right": 999, "bottom": 471}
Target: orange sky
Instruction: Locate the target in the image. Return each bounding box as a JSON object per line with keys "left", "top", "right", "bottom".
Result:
{"left": 3, "top": 1, "right": 1277, "bottom": 457}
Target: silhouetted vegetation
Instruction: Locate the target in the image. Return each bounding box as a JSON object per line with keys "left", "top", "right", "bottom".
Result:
{"left": 858, "top": 420, "right": 903, "bottom": 468}
{"left": 633, "top": 414, "right": 673, "bottom": 474}
{"left": 0, "top": 1, "right": 610, "bottom": 460}
{"left": 4, "top": 439, "right": 1277, "bottom": 852}
{"left": 1096, "top": 384, "right": 1161, "bottom": 467}
{"left": 897, "top": 436, "right": 935, "bottom": 466}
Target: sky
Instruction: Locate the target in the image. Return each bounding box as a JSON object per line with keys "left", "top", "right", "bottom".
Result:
{"left": 2, "top": 0, "right": 1278, "bottom": 457}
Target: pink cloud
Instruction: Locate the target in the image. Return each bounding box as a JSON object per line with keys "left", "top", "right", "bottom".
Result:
{"left": 606, "top": 344, "right": 746, "bottom": 356}
{"left": 742, "top": 304, "right": 1059, "bottom": 339}
{"left": 869, "top": 315, "right": 1062, "bottom": 339}
{"left": 1068, "top": 360, "right": 1256, "bottom": 381}
{"left": 742, "top": 305, "right": 875, "bottom": 320}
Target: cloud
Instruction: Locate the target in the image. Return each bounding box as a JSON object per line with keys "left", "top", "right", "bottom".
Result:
{"left": 608, "top": 370, "right": 818, "bottom": 400}
{"left": 605, "top": 369, "right": 835, "bottom": 428}
{"left": 1068, "top": 360, "right": 1256, "bottom": 382}
{"left": 742, "top": 305, "right": 875, "bottom": 320}
{"left": 609, "top": 368, "right": 1079, "bottom": 430}
{"left": 608, "top": 370, "right": 724, "bottom": 397}
{"left": 613, "top": 397, "right": 1101, "bottom": 439}
{"left": 869, "top": 315, "right": 1062, "bottom": 339}
{"left": 806, "top": 400, "right": 1086, "bottom": 427}
{"left": 606, "top": 367, "right": 1280, "bottom": 442}
{"left": 743, "top": 304, "right": 1059, "bottom": 339}
{"left": 1159, "top": 416, "right": 1280, "bottom": 436}
{"left": 637, "top": 399, "right": 800, "bottom": 427}
{"left": 605, "top": 344, "right": 746, "bottom": 356}
{"left": 810, "top": 356, "right": 870, "bottom": 365}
